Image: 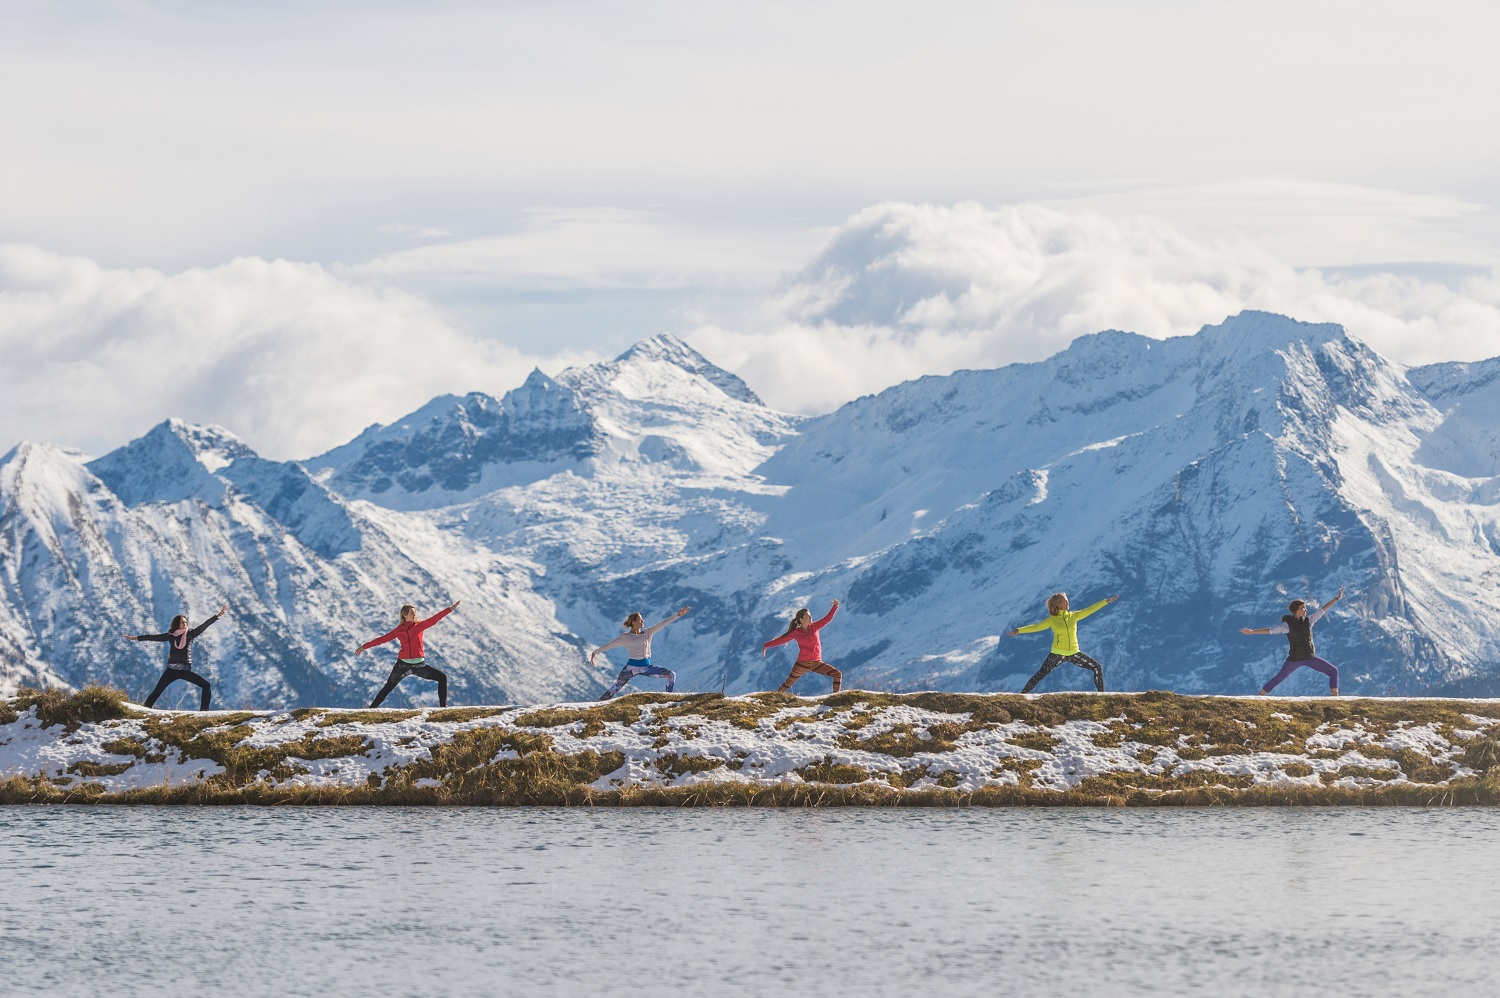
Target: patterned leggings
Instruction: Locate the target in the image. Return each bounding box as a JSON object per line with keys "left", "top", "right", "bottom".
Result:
{"left": 601, "top": 659, "right": 676, "bottom": 700}
{"left": 1021, "top": 652, "right": 1105, "bottom": 693}
{"left": 776, "top": 660, "right": 842, "bottom": 694}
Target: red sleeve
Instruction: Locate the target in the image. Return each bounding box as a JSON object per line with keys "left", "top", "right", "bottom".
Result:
{"left": 416, "top": 605, "right": 455, "bottom": 632}
{"left": 764, "top": 632, "right": 795, "bottom": 649}
{"left": 810, "top": 604, "right": 838, "bottom": 632}
{"left": 360, "top": 625, "right": 402, "bottom": 652}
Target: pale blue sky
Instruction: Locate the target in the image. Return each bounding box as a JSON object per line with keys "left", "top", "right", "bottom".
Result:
{"left": 2, "top": 1, "right": 1498, "bottom": 456}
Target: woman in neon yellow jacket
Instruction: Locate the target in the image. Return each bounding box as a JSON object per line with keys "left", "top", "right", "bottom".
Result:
{"left": 1006, "top": 592, "right": 1119, "bottom": 693}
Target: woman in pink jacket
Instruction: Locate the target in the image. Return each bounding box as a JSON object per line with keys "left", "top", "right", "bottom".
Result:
{"left": 357, "top": 600, "right": 460, "bottom": 708}
{"left": 762, "top": 599, "right": 842, "bottom": 694}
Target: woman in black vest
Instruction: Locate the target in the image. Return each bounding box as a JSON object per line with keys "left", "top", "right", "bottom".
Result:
{"left": 125, "top": 604, "right": 228, "bottom": 710}
{"left": 1241, "top": 588, "right": 1343, "bottom": 696}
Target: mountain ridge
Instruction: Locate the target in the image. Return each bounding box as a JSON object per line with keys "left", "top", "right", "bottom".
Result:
{"left": 9, "top": 310, "right": 1500, "bottom": 704}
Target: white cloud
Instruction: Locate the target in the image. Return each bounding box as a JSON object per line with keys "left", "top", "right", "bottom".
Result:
{"left": 1058, "top": 179, "right": 1496, "bottom": 269}
{"left": 692, "top": 202, "right": 1500, "bottom": 415}
{"left": 0, "top": 246, "right": 558, "bottom": 460}
{"left": 350, "top": 207, "right": 818, "bottom": 291}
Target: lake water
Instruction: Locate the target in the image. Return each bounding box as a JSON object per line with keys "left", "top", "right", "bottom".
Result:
{"left": 2, "top": 806, "right": 1496, "bottom": 997}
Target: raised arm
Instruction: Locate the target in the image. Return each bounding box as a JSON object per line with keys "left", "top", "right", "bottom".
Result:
{"left": 1319, "top": 588, "right": 1345, "bottom": 614}
{"left": 646, "top": 606, "right": 691, "bottom": 637}
{"left": 416, "top": 602, "right": 459, "bottom": 632}
{"left": 1072, "top": 596, "right": 1118, "bottom": 622}
{"left": 188, "top": 604, "right": 229, "bottom": 641}
{"left": 809, "top": 600, "right": 839, "bottom": 632}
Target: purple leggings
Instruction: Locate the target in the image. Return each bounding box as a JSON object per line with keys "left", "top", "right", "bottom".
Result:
{"left": 1260, "top": 656, "right": 1339, "bottom": 694}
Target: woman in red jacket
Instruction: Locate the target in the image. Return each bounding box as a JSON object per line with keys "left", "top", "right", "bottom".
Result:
{"left": 762, "top": 599, "right": 842, "bottom": 694}
{"left": 357, "top": 600, "right": 461, "bottom": 708}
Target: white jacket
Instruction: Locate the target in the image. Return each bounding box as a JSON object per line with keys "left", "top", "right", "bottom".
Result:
{"left": 594, "top": 614, "right": 681, "bottom": 661}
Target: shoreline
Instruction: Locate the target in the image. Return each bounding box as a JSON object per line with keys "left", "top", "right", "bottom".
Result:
{"left": 5, "top": 686, "right": 1500, "bottom": 806}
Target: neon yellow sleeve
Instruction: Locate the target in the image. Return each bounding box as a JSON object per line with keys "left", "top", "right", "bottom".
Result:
{"left": 1072, "top": 600, "right": 1110, "bottom": 621}
{"left": 1014, "top": 619, "right": 1052, "bottom": 634}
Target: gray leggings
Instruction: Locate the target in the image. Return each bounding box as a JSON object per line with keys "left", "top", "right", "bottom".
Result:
{"left": 1022, "top": 652, "right": 1105, "bottom": 693}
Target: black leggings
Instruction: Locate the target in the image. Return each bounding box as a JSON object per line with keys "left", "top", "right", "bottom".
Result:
{"left": 1021, "top": 652, "right": 1105, "bottom": 693}
{"left": 143, "top": 668, "right": 212, "bottom": 711}
{"left": 370, "top": 661, "right": 448, "bottom": 708}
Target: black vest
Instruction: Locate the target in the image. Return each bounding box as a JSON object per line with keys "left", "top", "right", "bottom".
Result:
{"left": 1283, "top": 614, "right": 1315, "bottom": 661}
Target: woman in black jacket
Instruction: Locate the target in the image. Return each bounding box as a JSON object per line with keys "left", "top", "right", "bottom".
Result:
{"left": 1241, "top": 588, "right": 1344, "bottom": 696}
{"left": 125, "top": 604, "right": 228, "bottom": 710}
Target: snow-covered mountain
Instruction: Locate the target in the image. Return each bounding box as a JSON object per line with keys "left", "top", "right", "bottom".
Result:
{"left": 9, "top": 314, "right": 1500, "bottom": 705}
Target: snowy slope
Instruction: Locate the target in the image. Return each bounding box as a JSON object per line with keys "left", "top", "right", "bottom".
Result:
{"left": 11, "top": 313, "right": 1500, "bottom": 705}
{"left": 0, "top": 423, "right": 593, "bottom": 706}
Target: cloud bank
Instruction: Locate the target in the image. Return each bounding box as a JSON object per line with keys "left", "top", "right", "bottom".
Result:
{"left": 4, "top": 199, "right": 1500, "bottom": 460}
{"left": 693, "top": 202, "right": 1500, "bottom": 415}
{"left": 0, "top": 247, "right": 558, "bottom": 460}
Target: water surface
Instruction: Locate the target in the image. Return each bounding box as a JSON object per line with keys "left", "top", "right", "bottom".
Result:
{"left": 2, "top": 806, "right": 1495, "bottom": 996}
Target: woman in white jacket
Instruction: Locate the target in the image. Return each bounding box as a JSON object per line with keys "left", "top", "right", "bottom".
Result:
{"left": 590, "top": 606, "right": 691, "bottom": 700}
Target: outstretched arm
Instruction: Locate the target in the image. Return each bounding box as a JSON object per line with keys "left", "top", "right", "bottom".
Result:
{"left": 1320, "top": 588, "right": 1345, "bottom": 613}
{"left": 591, "top": 633, "right": 628, "bottom": 664}
{"left": 130, "top": 632, "right": 169, "bottom": 642}
{"left": 357, "top": 625, "right": 401, "bottom": 655}
{"left": 763, "top": 631, "right": 796, "bottom": 653}
{"left": 1008, "top": 619, "right": 1051, "bottom": 637}
{"left": 810, "top": 599, "right": 839, "bottom": 632}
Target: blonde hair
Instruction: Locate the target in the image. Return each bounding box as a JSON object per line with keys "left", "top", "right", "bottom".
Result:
{"left": 1046, "top": 593, "right": 1068, "bottom": 616}
{"left": 622, "top": 612, "right": 645, "bottom": 630}
{"left": 399, "top": 604, "right": 418, "bottom": 621}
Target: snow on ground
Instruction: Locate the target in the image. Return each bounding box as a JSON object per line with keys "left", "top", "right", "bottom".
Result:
{"left": 5, "top": 692, "right": 1499, "bottom": 798}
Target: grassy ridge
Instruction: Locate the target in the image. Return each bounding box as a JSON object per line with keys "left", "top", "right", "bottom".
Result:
{"left": 4, "top": 685, "right": 1500, "bottom": 806}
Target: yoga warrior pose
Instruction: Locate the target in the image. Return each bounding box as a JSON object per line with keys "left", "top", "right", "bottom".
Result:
{"left": 358, "top": 601, "right": 460, "bottom": 708}
{"left": 763, "top": 599, "right": 843, "bottom": 694}
{"left": 1008, "top": 593, "right": 1119, "bottom": 693}
{"left": 1242, "top": 588, "right": 1344, "bottom": 696}
{"left": 590, "top": 607, "right": 690, "bottom": 700}
{"left": 125, "top": 604, "right": 228, "bottom": 711}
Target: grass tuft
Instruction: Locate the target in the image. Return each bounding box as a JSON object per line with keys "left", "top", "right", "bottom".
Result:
{"left": 12, "top": 685, "right": 132, "bottom": 731}
{"left": 314, "top": 710, "right": 421, "bottom": 727}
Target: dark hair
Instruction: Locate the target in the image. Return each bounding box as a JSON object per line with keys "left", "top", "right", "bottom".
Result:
{"left": 169, "top": 614, "right": 188, "bottom": 631}
{"left": 623, "top": 612, "right": 644, "bottom": 630}
{"left": 780, "top": 608, "right": 812, "bottom": 638}
{"left": 1288, "top": 599, "right": 1307, "bottom": 614}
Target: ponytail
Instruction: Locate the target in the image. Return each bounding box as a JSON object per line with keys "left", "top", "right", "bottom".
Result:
{"left": 781, "top": 608, "right": 812, "bottom": 637}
